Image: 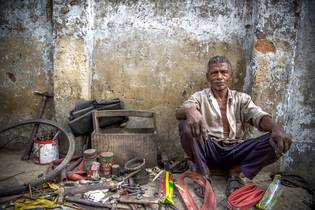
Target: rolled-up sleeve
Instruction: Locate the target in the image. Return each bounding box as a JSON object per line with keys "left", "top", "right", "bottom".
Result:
{"left": 181, "top": 91, "right": 201, "bottom": 110}
{"left": 241, "top": 94, "right": 271, "bottom": 130}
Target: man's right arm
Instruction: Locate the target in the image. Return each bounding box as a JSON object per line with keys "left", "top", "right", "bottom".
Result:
{"left": 176, "top": 91, "right": 201, "bottom": 120}
{"left": 176, "top": 105, "right": 195, "bottom": 120}
{"left": 176, "top": 104, "right": 206, "bottom": 139}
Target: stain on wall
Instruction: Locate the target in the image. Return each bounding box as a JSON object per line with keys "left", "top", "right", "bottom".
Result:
{"left": 281, "top": 0, "right": 315, "bottom": 185}
{"left": 92, "top": 0, "right": 249, "bottom": 156}
{"left": 53, "top": 0, "right": 94, "bottom": 127}
{"left": 0, "top": 0, "right": 54, "bottom": 146}
{"left": 53, "top": 37, "right": 89, "bottom": 122}
{"left": 251, "top": 0, "right": 298, "bottom": 120}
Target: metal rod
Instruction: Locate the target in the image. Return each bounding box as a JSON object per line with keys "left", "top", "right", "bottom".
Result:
{"left": 118, "top": 197, "right": 159, "bottom": 205}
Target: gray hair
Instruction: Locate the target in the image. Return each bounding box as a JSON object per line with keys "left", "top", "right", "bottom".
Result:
{"left": 207, "top": 55, "right": 232, "bottom": 72}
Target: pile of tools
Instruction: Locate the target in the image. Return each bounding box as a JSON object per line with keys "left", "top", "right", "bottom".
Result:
{"left": 0, "top": 156, "right": 172, "bottom": 209}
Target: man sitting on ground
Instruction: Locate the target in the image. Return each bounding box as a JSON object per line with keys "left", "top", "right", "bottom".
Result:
{"left": 176, "top": 55, "right": 292, "bottom": 196}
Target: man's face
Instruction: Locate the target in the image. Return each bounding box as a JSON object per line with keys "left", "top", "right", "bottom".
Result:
{"left": 207, "top": 62, "right": 232, "bottom": 91}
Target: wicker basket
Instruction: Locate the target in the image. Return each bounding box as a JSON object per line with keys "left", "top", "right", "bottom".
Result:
{"left": 91, "top": 110, "right": 158, "bottom": 167}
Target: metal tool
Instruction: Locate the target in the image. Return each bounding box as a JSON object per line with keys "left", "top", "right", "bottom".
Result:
{"left": 21, "top": 91, "right": 53, "bottom": 160}
{"left": 118, "top": 197, "right": 159, "bottom": 205}
{"left": 136, "top": 193, "right": 143, "bottom": 200}
{"left": 57, "top": 169, "right": 142, "bottom": 201}
{"left": 65, "top": 196, "right": 130, "bottom": 209}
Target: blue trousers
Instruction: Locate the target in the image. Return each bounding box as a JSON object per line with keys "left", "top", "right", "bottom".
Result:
{"left": 179, "top": 121, "right": 278, "bottom": 179}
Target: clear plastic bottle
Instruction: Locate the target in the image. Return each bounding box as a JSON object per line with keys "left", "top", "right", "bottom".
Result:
{"left": 256, "top": 174, "right": 283, "bottom": 210}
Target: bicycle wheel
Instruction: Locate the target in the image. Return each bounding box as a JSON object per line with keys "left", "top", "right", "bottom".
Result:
{"left": 0, "top": 119, "right": 75, "bottom": 197}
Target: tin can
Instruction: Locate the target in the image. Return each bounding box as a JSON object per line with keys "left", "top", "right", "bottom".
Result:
{"left": 88, "top": 161, "right": 100, "bottom": 179}
{"left": 99, "top": 152, "right": 114, "bottom": 178}
{"left": 34, "top": 139, "right": 59, "bottom": 164}
{"left": 83, "top": 149, "right": 97, "bottom": 173}
{"left": 111, "top": 164, "right": 120, "bottom": 177}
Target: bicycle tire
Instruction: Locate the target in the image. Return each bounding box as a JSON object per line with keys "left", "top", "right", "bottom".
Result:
{"left": 0, "top": 119, "right": 75, "bottom": 197}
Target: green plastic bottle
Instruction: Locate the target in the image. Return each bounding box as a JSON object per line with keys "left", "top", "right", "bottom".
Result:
{"left": 256, "top": 174, "right": 283, "bottom": 210}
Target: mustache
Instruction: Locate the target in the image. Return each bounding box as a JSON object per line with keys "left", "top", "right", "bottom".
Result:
{"left": 212, "top": 80, "right": 225, "bottom": 84}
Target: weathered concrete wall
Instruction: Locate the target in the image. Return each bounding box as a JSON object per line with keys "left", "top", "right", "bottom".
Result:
{"left": 53, "top": 0, "right": 93, "bottom": 126}
{"left": 249, "top": 0, "right": 315, "bottom": 184}
{"left": 0, "top": 0, "right": 54, "bottom": 145}
{"left": 248, "top": 0, "right": 299, "bottom": 171}
{"left": 92, "top": 0, "right": 250, "bottom": 157}
{"left": 281, "top": 0, "right": 315, "bottom": 185}
{"left": 1, "top": 0, "right": 314, "bottom": 183}
{"left": 250, "top": 0, "right": 299, "bottom": 119}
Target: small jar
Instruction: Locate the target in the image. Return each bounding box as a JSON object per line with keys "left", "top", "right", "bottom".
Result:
{"left": 99, "top": 152, "right": 114, "bottom": 178}
{"left": 88, "top": 161, "right": 100, "bottom": 180}
{"left": 111, "top": 164, "right": 120, "bottom": 177}
{"left": 83, "top": 149, "right": 97, "bottom": 173}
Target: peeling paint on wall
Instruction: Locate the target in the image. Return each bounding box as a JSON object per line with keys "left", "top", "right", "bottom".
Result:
{"left": 1, "top": 0, "right": 314, "bottom": 181}
{"left": 281, "top": 0, "right": 315, "bottom": 185}
{"left": 53, "top": 0, "right": 94, "bottom": 126}
{"left": 94, "top": 1, "right": 247, "bottom": 43}
{"left": 54, "top": 37, "right": 90, "bottom": 124}
{"left": 0, "top": 0, "right": 54, "bottom": 149}
{"left": 0, "top": 0, "right": 53, "bottom": 126}
{"left": 251, "top": 0, "right": 298, "bottom": 122}
{"left": 91, "top": 0, "right": 249, "bottom": 155}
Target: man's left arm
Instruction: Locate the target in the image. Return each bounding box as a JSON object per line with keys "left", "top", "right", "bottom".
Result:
{"left": 241, "top": 94, "right": 292, "bottom": 156}
{"left": 259, "top": 115, "right": 292, "bottom": 156}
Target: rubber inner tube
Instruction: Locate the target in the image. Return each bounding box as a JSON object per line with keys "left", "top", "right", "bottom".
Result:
{"left": 0, "top": 119, "right": 75, "bottom": 197}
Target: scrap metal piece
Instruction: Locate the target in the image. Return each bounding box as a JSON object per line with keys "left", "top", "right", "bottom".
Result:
{"left": 58, "top": 169, "right": 142, "bottom": 201}
{"left": 133, "top": 169, "right": 150, "bottom": 185}
{"left": 118, "top": 197, "right": 159, "bottom": 205}
{"left": 60, "top": 182, "right": 116, "bottom": 196}
{"left": 125, "top": 157, "right": 146, "bottom": 171}
{"left": 65, "top": 196, "right": 130, "bottom": 209}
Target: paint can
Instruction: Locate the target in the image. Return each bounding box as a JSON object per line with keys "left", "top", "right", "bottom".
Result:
{"left": 83, "top": 149, "right": 97, "bottom": 173}
{"left": 34, "top": 139, "right": 59, "bottom": 164}
{"left": 99, "top": 152, "right": 114, "bottom": 178}
{"left": 111, "top": 164, "right": 120, "bottom": 177}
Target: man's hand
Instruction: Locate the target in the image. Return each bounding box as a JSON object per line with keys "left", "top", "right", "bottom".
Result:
{"left": 269, "top": 125, "right": 292, "bottom": 157}
{"left": 185, "top": 107, "right": 207, "bottom": 140}
{"left": 259, "top": 116, "right": 292, "bottom": 157}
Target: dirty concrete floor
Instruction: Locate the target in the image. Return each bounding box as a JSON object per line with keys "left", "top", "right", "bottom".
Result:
{"left": 0, "top": 148, "right": 48, "bottom": 190}
{"left": 170, "top": 174, "right": 313, "bottom": 210}
{"left": 0, "top": 148, "right": 312, "bottom": 210}
{"left": 139, "top": 173, "right": 312, "bottom": 210}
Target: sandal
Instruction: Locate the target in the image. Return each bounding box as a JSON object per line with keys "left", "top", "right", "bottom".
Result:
{"left": 225, "top": 175, "right": 244, "bottom": 196}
